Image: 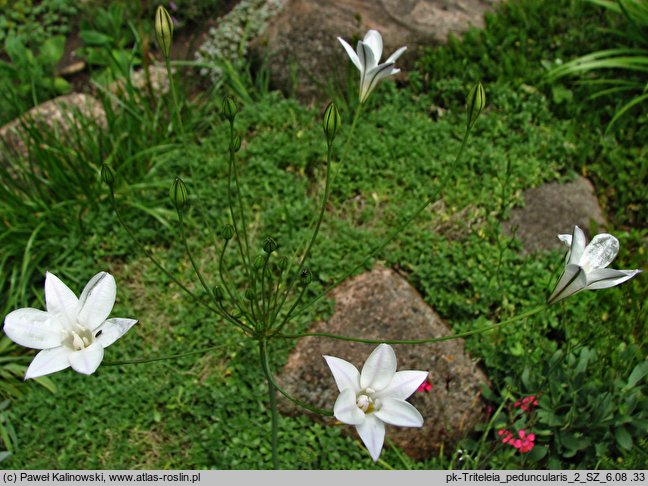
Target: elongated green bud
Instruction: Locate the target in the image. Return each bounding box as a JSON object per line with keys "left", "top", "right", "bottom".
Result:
{"left": 222, "top": 97, "right": 237, "bottom": 122}
{"left": 244, "top": 288, "right": 255, "bottom": 301}
{"left": 466, "top": 83, "right": 485, "bottom": 130}
{"left": 263, "top": 236, "right": 277, "bottom": 254}
{"left": 254, "top": 255, "right": 265, "bottom": 269}
{"left": 170, "top": 177, "right": 188, "bottom": 210}
{"left": 277, "top": 256, "right": 288, "bottom": 271}
{"left": 100, "top": 164, "right": 114, "bottom": 186}
{"left": 220, "top": 224, "right": 234, "bottom": 240}
{"left": 322, "top": 102, "right": 341, "bottom": 144}
{"left": 155, "top": 6, "right": 174, "bottom": 59}
{"left": 300, "top": 268, "right": 312, "bottom": 285}
{"left": 230, "top": 133, "right": 241, "bottom": 152}
{"left": 213, "top": 286, "right": 224, "bottom": 301}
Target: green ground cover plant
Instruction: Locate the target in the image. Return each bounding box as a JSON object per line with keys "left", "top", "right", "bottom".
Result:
{"left": 0, "top": 0, "right": 646, "bottom": 470}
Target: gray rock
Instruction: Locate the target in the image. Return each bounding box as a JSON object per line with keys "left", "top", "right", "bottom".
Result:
{"left": 502, "top": 175, "right": 607, "bottom": 253}
{"left": 108, "top": 65, "right": 172, "bottom": 98}
{"left": 252, "top": 0, "right": 500, "bottom": 102}
{"left": 276, "top": 266, "right": 491, "bottom": 460}
{"left": 0, "top": 93, "right": 106, "bottom": 160}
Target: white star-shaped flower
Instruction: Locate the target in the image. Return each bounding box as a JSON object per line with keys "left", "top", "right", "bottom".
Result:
{"left": 324, "top": 343, "right": 427, "bottom": 461}
{"left": 548, "top": 225, "right": 641, "bottom": 304}
{"left": 338, "top": 30, "right": 407, "bottom": 104}
{"left": 3, "top": 272, "right": 137, "bottom": 379}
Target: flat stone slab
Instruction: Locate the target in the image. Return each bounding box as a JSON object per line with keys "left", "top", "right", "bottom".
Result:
{"left": 276, "top": 266, "right": 490, "bottom": 460}
{"left": 502, "top": 175, "right": 607, "bottom": 253}
{"left": 251, "top": 0, "right": 500, "bottom": 101}
{"left": 0, "top": 93, "right": 106, "bottom": 160}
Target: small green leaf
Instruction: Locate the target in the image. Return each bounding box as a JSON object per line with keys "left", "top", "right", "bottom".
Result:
{"left": 527, "top": 445, "right": 547, "bottom": 461}
{"left": 615, "top": 427, "right": 633, "bottom": 450}
{"left": 80, "top": 30, "right": 113, "bottom": 46}
{"left": 625, "top": 361, "right": 648, "bottom": 389}
{"left": 38, "top": 36, "right": 66, "bottom": 65}
{"left": 53, "top": 77, "right": 71, "bottom": 94}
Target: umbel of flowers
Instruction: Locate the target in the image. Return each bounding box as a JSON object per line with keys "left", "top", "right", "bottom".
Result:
{"left": 2, "top": 7, "right": 643, "bottom": 467}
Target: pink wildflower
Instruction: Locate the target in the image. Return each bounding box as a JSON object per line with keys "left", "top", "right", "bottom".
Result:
{"left": 497, "top": 428, "right": 536, "bottom": 454}
{"left": 416, "top": 377, "right": 433, "bottom": 393}
{"left": 514, "top": 394, "right": 539, "bottom": 413}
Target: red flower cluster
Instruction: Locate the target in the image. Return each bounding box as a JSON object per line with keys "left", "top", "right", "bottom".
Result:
{"left": 498, "top": 429, "right": 536, "bottom": 453}
{"left": 416, "top": 377, "right": 433, "bottom": 393}
{"left": 514, "top": 395, "right": 539, "bottom": 412}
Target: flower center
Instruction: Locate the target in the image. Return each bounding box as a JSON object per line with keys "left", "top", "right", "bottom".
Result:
{"left": 356, "top": 388, "right": 381, "bottom": 414}
{"left": 64, "top": 325, "right": 94, "bottom": 351}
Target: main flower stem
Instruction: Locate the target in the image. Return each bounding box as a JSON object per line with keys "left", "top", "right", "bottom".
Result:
{"left": 109, "top": 189, "right": 212, "bottom": 314}
{"left": 339, "top": 101, "right": 364, "bottom": 165}
{"left": 178, "top": 210, "right": 253, "bottom": 334}
{"left": 272, "top": 142, "right": 334, "bottom": 325}
{"left": 259, "top": 339, "right": 333, "bottom": 416}
{"left": 219, "top": 239, "right": 254, "bottom": 322}
{"left": 278, "top": 304, "right": 548, "bottom": 345}
{"left": 259, "top": 340, "right": 279, "bottom": 470}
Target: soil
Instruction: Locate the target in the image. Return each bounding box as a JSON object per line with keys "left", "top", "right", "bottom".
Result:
{"left": 54, "top": 2, "right": 240, "bottom": 99}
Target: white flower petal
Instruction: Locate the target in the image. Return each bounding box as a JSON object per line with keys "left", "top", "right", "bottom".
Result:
{"left": 360, "top": 343, "right": 397, "bottom": 391}
{"left": 568, "top": 225, "right": 587, "bottom": 265}
{"left": 334, "top": 388, "right": 365, "bottom": 425}
{"left": 95, "top": 318, "right": 137, "bottom": 348}
{"left": 385, "top": 46, "right": 407, "bottom": 64}
{"left": 324, "top": 355, "right": 360, "bottom": 392}
{"left": 357, "top": 40, "right": 375, "bottom": 70}
{"left": 44, "top": 272, "right": 79, "bottom": 329}
{"left": 25, "top": 346, "right": 72, "bottom": 379}
{"left": 355, "top": 415, "right": 385, "bottom": 462}
{"left": 558, "top": 233, "right": 573, "bottom": 263}
{"left": 579, "top": 233, "right": 619, "bottom": 271}
{"left": 338, "top": 37, "right": 362, "bottom": 71}
{"left": 78, "top": 272, "right": 116, "bottom": 331}
{"left": 69, "top": 342, "right": 104, "bottom": 375}
{"left": 377, "top": 370, "right": 428, "bottom": 400}
{"left": 363, "top": 30, "right": 383, "bottom": 63}
{"left": 374, "top": 397, "right": 424, "bottom": 427}
{"left": 586, "top": 268, "right": 641, "bottom": 290}
{"left": 548, "top": 263, "right": 587, "bottom": 304}
{"left": 558, "top": 234, "right": 572, "bottom": 247}
{"left": 361, "top": 62, "right": 396, "bottom": 103}
{"left": 3, "top": 308, "right": 64, "bottom": 349}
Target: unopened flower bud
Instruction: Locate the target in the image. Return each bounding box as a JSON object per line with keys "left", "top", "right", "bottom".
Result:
{"left": 300, "top": 268, "right": 312, "bottom": 285}
{"left": 230, "top": 133, "right": 241, "bottom": 152}
{"left": 100, "top": 164, "right": 114, "bottom": 186}
{"left": 322, "top": 102, "right": 341, "bottom": 144}
{"left": 155, "top": 6, "right": 174, "bottom": 59}
{"left": 169, "top": 177, "right": 188, "bottom": 210}
{"left": 254, "top": 255, "right": 265, "bottom": 269}
{"left": 263, "top": 236, "right": 277, "bottom": 254}
{"left": 244, "top": 288, "right": 255, "bottom": 301}
{"left": 220, "top": 224, "right": 234, "bottom": 240}
{"left": 466, "top": 82, "right": 485, "bottom": 130}
{"left": 222, "top": 97, "right": 237, "bottom": 122}
{"left": 213, "top": 286, "right": 224, "bottom": 301}
{"left": 277, "top": 256, "right": 288, "bottom": 271}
